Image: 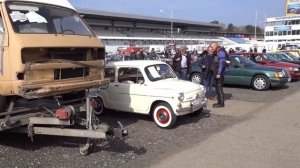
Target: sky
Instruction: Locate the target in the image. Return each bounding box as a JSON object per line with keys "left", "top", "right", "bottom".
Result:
{"left": 69, "top": 0, "right": 285, "bottom": 27}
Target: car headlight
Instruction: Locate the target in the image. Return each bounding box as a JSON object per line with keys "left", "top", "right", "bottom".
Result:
{"left": 275, "top": 72, "right": 284, "bottom": 78}
{"left": 288, "top": 67, "right": 299, "bottom": 71}
{"left": 178, "top": 92, "right": 184, "bottom": 102}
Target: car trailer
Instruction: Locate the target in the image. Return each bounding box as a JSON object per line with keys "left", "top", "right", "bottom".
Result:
{"left": 0, "top": 91, "right": 127, "bottom": 156}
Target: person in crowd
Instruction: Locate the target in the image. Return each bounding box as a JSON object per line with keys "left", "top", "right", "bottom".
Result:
{"left": 172, "top": 49, "right": 184, "bottom": 79}
{"left": 137, "top": 49, "right": 146, "bottom": 60}
{"left": 229, "top": 48, "right": 235, "bottom": 54}
{"left": 254, "top": 47, "right": 258, "bottom": 53}
{"left": 199, "top": 50, "right": 208, "bottom": 60}
{"left": 249, "top": 47, "right": 253, "bottom": 53}
{"left": 130, "top": 49, "right": 137, "bottom": 60}
{"left": 193, "top": 48, "right": 198, "bottom": 55}
{"left": 262, "top": 48, "right": 266, "bottom": 53}
{"left": 164, "top": 49, "right": 171, "bottom": 58}
{"left": 148, "top": 48, "right": 157, "bottom": 60}
{"left": 199, "top": 46, "right": 216, "bottom": 100}
{"left": 211, "top": 42, "right": 229, "bottom": 108}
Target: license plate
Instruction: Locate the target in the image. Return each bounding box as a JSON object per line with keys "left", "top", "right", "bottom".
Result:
{"left": 191, "top": 99, "right": 201, "bottom": 105}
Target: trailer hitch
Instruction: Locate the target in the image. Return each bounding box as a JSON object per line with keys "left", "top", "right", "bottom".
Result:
{"left": 112, "top": 121, "right": 128, "bottom": 139}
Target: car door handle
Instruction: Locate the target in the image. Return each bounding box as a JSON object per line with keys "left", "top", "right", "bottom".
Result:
{"left": 114, "top": 84, "right": 119, "bottom": 87}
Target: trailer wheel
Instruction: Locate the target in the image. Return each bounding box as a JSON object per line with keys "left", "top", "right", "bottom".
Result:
{"left": 0, "top": 96, "right": 6, "bottom": 112}
{"left": 91, "top": 97, "right": 105, "bottom": 116}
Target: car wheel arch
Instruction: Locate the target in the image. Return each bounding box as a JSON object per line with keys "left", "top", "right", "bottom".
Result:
{"left": 150, "top": 100, "right": 171, "bottom": 115}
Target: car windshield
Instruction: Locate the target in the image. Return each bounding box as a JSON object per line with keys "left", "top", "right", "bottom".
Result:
{"left": 263, "top": 54, "right": 279, "bottom": 62}
{"left": 231, "top": 55, "right": 256, "bottom": 67}
{"left": 268, "top": 53, "right": 290, "bottom": 61}
{"left": 145, "top": 64, "right": 176, "bottom": 81}
{"left": 285, "top": 52, "right": 299, "bottom": 60}
{"left": 6, "top": 2, "right": 94, "bottom": 36}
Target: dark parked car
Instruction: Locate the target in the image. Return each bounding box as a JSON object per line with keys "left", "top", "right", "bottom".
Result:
{"left": 189, "top": 55, "right": 289, "bottom": 91}
{"left": 267, "top": 52, "right": 300, "bottom": 65}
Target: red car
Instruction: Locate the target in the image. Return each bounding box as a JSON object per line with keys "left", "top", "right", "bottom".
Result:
{"left": 232, "top": 53, "right": 300, "bottom": 80}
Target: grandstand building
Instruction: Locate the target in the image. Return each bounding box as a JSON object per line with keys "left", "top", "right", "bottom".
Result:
{"left": 78, "top": 9, "right": 261, "bottom": 52}
{"left": 78, "top": 9, "right": 224, "bottom": 52}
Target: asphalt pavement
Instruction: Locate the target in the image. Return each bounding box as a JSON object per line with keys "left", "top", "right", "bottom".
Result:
{"left": 150, "top": 84, "right": 300, "bottom": 168}
{"left": 0, "top": 81, "right": 299, "bottom": 168}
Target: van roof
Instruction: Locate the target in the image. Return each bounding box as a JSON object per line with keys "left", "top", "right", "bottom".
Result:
{"left": 0, "top": 0, "right": 75, "bottom": 10}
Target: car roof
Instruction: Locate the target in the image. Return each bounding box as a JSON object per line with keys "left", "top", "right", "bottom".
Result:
{"left": 106, "top": 60, "right": 166, "bottom": 68}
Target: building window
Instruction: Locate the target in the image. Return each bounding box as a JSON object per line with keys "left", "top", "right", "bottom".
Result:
{"left": 283, "top": 31, "right": 287, "bottom": 35}
{"left": 278, "top": 31, "right": 283, "bottom": 36}
{"left": 292, "top": 30, "right": 296, "bottom": 35}
{"left": 288, "top": 31, "right": 292, "bottom": 35}
{"left": 274, "top": 31, "right": 278, "bottom": 36}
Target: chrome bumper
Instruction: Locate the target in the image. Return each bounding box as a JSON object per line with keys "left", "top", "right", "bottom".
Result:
{"left": 176, "top": 98, "right": 207, "bottom": 115}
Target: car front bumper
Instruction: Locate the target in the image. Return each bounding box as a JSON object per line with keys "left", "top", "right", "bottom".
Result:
{"left": 269, "top": 77, "right": 289, "bottom": 87}
{"left": 175, "top": 98, "right": 207, "bottom": 115}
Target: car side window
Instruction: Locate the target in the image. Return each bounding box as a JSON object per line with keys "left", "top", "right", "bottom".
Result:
{"left": 118, "top": 67, "right": 144, "bottom": 84}
{"left": 104, "top": 68, "right": 115, "bottom": 82}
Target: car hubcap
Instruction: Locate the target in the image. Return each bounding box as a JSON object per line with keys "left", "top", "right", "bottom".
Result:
{"left": 156, "top": 109, "right": 170, "bottom": 124}
{"left": 254, "top": 78, "right": 266, "bottom": 89}
{"left": 192, "top": 75, "right": 201, "bottom": 84}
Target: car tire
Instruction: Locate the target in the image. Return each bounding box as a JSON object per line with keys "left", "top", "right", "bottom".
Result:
{"left": 190, "top": 72, "right": 202, "bottom": 84}
{"left": 152, "top": 102, "right": 177, "bottom": 129}
{"left": 91, "top": 97, "right": 106, "bottom": 116}
{"left": 251, "top": 75, "right": 270, "bottom": 91}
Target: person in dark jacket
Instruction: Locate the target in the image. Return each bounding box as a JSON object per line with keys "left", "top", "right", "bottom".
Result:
{"left": 137, "top": 49, "right": 146, "bottom": 60}
{"left": 148, "top": 48, "right": 157, "bottom": 60}
{"left": 199, "top": 46, "right": 216, "bottom": 100}
{"left": 211, "top": 42, "right": 229, "bottom": 108}
{"left": 130, "top": 50, "right": 138, "bottom": 60}
{"left": 172, "top": 49, "right": 182, "bottom": 78}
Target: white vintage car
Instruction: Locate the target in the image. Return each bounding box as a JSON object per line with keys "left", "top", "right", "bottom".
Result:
{"left": 93, "top": 60, "right": 207, "bottom": 128}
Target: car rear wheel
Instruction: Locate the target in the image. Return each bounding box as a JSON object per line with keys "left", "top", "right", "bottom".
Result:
{"left": 152, "top": 103, "right": 177, "bottom": 129}
{"left": 190, "top": 73, "right": 202, "bottom": 84}
{"left": 252, "top": 75, "right": 270, "bottom": 91}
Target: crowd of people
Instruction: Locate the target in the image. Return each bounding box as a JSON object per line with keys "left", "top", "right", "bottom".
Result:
{"left": 171, "top": 43, "right": 228, "bottom": 108}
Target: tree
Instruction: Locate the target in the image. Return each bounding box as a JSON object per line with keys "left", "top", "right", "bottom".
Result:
{"left": 245, "top": 25, "right": 255, "bottom": 34}
{"left": 227, "top": 23, "right": 234, "bottom": 33}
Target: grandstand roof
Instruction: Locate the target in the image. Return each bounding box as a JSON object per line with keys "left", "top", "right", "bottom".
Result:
{"left": 78, "top": 9, "right": 224, "bottom": 29}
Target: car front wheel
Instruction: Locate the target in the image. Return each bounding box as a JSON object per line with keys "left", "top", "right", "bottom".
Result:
{"left": 252, "top": 75, "right": 270, "bottom": 91}
{"left": 190, "top": 73, "right": 202, "bottom": 84}
{"left": 152, "top": 103, "right": 177, "bottom": 129}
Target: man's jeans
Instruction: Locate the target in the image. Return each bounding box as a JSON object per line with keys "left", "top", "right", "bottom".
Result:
{"left": 215, "top": 75, "right": 225, "bottom": 105}
{"left": 203, "top": 75, "right": 215, "bottom": 97}
{"left": 175, "top": 68, "right": 187, "bottom": 80}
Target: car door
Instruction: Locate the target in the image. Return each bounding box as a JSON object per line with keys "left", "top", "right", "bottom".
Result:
{"left": 114, "top": 67, "right": 149, "bottom": 113}
{"left": 224, "top": 57, "right": 252, "bottom": 85}
{"left": 103, "top": 67, "right": 120, "bottom": 110}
